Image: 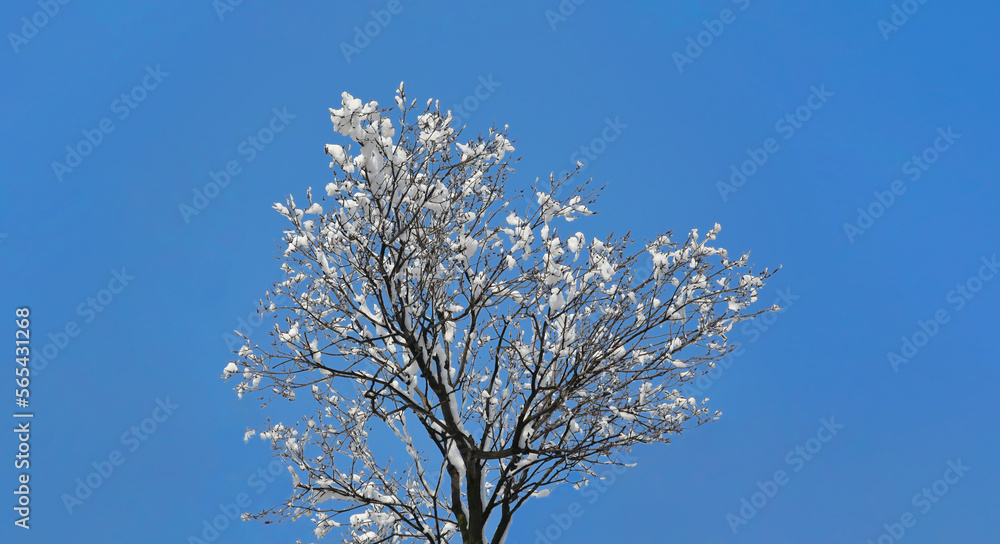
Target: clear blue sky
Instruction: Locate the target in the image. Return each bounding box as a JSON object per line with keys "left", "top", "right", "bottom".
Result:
{"left": 2, "top": 1, "right": 998, "bottom": 543}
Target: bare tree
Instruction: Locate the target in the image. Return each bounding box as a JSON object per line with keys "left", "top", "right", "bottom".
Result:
{"left": 223, "top": 83, "right": 778, "bottom": 544}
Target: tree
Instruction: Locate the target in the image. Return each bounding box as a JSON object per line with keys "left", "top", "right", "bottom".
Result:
{"left": 223, "top": 82, "right": 778, "bottom": 544}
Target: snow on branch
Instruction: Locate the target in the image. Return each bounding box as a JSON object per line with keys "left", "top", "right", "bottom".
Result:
{"left": 223, "top": 82, "right": 778, "bottom": 544}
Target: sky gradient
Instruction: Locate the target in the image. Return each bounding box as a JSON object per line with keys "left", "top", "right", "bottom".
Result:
{"left": 2, "top": 1, "right": 998, "bottom": 543}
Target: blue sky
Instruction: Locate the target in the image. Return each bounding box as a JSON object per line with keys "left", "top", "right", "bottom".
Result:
{"left": 2, "top": 1, "right": 998, "bottom": 542}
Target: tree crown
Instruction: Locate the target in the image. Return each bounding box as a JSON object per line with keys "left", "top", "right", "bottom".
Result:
{"left": 224, "top": 82, "right": 777, "bottom": 544}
